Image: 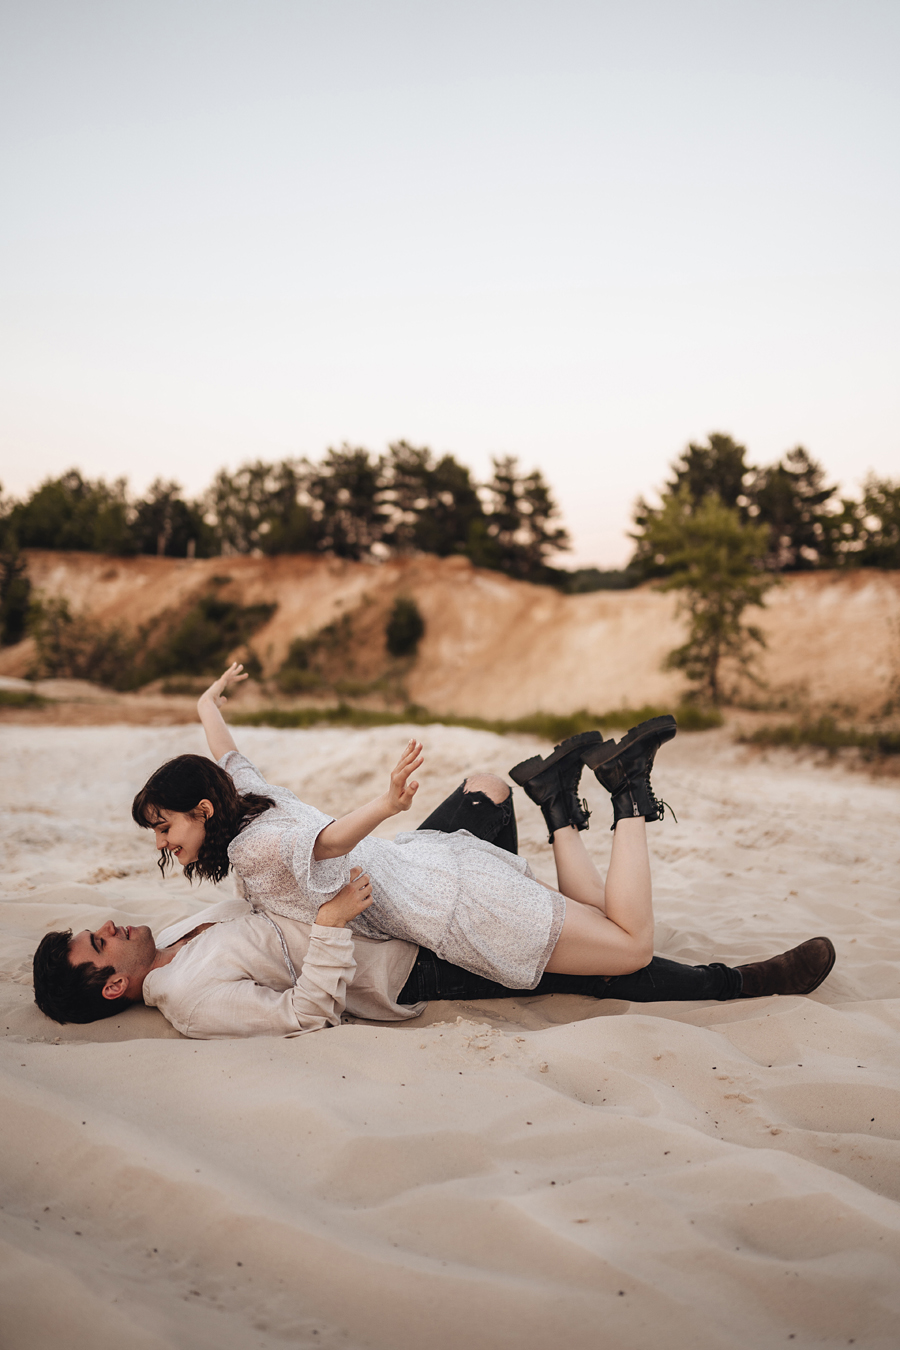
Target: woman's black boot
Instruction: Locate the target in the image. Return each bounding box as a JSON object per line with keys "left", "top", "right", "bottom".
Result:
{"left": 582, "top": 716, "right": 677, "bottom": 827}
{"left": 510, "top": 731, "right": 602, "bottom": 842}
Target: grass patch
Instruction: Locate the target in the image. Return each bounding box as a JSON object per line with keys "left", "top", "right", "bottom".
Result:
{"left": 160, "top": 677, "right": 213, "bottom": 696}
{"left": 0, "top": 687, "right": 44, "bottom": 707}
{"left": 742, "top": 716, "right": 900, "bottom": 757}
{"left": 231, "top": 702, "right": 723, "bottom": 737}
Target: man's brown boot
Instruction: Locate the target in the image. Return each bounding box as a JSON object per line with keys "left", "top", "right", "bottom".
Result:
{"left": 736, "top": 937, "right": 836, "bottom": 998}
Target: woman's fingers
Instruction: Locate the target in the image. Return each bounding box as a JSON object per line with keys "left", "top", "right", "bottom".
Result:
{"left": 221, "top": 662, "right": 249, "bottom": 685}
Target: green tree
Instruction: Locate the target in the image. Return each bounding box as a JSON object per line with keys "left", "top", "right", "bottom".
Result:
{"left": 472, "top": 456, "right": 570, "bottom": 582}
{"left": 0, "top": 486, "right": 32, "bottom": 645}
{"left": 642, "top": 491, "right": 775, "bottom": 705}
{"left": 748, "top": 446, "right": 836, "bottom": 570}
{"left": 307, "top": 446, "right": 385, "bottom": 559}
{"left": 828, "top": 475, "right": 900, "bottom": 568}
{"left": 9, "top": 470, "right": 135, "bottom": 555}
{"left": 632, "top": 433, "right": 752, "bottom": 579}
{"left": 665, "top": 433, "right": 751, "bottom": 512}
{"left": 204, "top": 459, "right": 316, "bottom": 555}
{"left": 0, "top": 542, "right": 31, "bottom": 645}
{"left": 131, "top": 479, "right": 211, "bottom": 557}
{"left": 380, "top": 441, "right": 484, "bottom": 556}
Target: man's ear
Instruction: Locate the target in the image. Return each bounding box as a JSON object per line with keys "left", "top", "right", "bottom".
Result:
{"left": 197, "top": 798, "right": 215, "bottom": 820}
{"left": 102, "top": 973, "right": 129, "bottom": 1001}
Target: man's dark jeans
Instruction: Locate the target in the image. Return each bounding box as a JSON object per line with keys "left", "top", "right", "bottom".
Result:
{"left": 399, "top": 779, "right": 742, "bottom": 1005}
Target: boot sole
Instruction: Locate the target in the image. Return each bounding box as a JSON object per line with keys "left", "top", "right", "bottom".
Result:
{"left": 510, "top": 730, "right": 604, "bottom": 786}
{"left": 582, "top": 716, "right": 677, "bottom": 771}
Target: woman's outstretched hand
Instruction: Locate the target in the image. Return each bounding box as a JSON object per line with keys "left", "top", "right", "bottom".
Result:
{"left": 311, "top": 738, "right": 425, "bottom": 861}
{"left": 315, "top": 867, "right": 374, "bottom": 928}
{"left": 387, "top": 739, "right": 423, "bottom": 814}
{"left": 199, "top": 662, "right": 249, "bottom": 710}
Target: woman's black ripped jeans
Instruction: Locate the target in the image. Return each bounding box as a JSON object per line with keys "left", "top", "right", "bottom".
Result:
{"left": 399, "top": 780, "right": 742, "bottom": 1005}
{"left": 415, "top": 778, "right": 519, "bottom": 854}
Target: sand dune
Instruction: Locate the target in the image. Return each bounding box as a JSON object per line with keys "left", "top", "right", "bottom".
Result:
{"left": 3, "top": 551, "right": 899, "bottom": 716}
{"left": 2, "top": 721, "right": 900, "bottom": 1348}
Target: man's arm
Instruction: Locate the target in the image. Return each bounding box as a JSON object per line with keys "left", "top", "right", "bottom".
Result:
{"left": 197, "top": 662, "right": 248, "bottom": 761}
{"left": 312, "top": 740, "right": 423, "bottom": 859}
{"left": 161, "top": 871, "right": 374, "bottom": 1039}
{"left": 181, "top": 930, "right": 356, "bottom": 1037}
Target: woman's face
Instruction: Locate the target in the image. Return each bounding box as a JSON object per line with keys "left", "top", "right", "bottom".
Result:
{"left": 151, "top": 802, "right": 213, "bottom": 866}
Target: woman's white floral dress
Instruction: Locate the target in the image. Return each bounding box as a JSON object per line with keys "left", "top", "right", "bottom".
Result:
{"left": 221, "top": 751, "right": 565, "bottom": 989}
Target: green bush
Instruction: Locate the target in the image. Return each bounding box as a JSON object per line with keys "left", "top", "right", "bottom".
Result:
{"left": 276, "top": 637, "right": 324, "bottom": 693}
{"left": 26, "top": 588, "right": 276, "bottom": 691}
{"left": 28, "top": 597, "right": 138, "bottom": 689}
{"left": 742, "top": 716, "right": 900, "bottom": 757}
{"left": 0, "top": 687, "right": 44, "bottom": 707}
{"left": 385, "top": 596, "right": 425, "bottom": 657}
{"left": 154, "top": 595, "right": 275, "bottom": 679}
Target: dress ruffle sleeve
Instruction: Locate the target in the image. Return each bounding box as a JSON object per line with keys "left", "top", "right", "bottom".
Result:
{"left": 218, "top": 750, "right": 280, "bottom": 798}
{"left": 281, "top": 820, "right": 353, "bottom": 899}
{"left": 220, "top": 750, "right": 352, "bottom": 918}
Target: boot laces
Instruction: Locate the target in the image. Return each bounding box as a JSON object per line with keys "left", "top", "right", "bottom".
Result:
{"left": 636, "top": 771, "right": 677, "bottom": 824}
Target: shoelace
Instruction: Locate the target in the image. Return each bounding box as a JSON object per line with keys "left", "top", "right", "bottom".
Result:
{"left": 638, "top": 774, "right": 678, "bottom": 824}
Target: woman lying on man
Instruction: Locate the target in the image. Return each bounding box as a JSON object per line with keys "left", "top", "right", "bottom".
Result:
{"left": 33, "top": 665, "right": 835, "bottom": 1036}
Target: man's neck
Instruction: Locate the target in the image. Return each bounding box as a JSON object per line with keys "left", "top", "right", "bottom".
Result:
{"left": 150, "top": 921, "right": 217, "bottom": 971}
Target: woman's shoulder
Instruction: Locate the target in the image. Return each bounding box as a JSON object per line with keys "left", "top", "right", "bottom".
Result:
{"left": 218, "top": 750, "right": 277, "bottom": 797}
{"left": 219, "top": 752, "right": 310, "bottom": 815}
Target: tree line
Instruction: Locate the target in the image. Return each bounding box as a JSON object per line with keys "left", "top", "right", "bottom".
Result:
{"left": 0, "top": 442, "right": 568, "bottom": 574}
{"left": 630, "top": 433, "right": 900, "bottom": 578}
{"left": 0, "top": 443, "right": 572, "bottom": 647}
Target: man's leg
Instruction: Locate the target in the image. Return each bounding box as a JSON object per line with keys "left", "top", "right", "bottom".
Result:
{"left": 398, "top": 949, "right": 742, "bottom": 1004}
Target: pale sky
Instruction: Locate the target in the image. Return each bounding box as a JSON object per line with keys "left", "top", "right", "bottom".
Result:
{"left": 1, "top": 0, "right": 898, "bottom": 566}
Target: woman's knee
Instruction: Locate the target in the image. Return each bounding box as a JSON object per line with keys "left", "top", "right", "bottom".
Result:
{"left": 463, "top": 772, "right": 510, "bottom": 805}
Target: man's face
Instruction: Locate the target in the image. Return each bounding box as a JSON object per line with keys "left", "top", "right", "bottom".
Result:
{"left": 150, "top": 807, "right": 209, "bottom": 867}
{"left": 68, "top": 920, "right": 157, "bottom": 1000}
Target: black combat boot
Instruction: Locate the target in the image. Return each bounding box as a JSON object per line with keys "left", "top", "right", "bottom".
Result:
{"left": 510, "top": 731, "right": 604, "bottom": 842}
{"left": 582, "top": 716, "right": 677, "bottom": 827}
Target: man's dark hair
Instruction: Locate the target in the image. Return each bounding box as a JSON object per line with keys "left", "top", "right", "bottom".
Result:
{"left": 132, "top": 754, "right": 275, "bottom": 884}
{"left": 32, "top": 929, "right": 130, "bottom": 1025}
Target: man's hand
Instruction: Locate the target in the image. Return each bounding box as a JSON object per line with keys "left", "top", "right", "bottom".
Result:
{"left": 386, "top": 739, "right": 423, "bottom": 815}
{"left": 199, "top": 662, "right": 249, "bottom": 711}
{"left": 315, "top": 868, "right": 374, "bottom": 928}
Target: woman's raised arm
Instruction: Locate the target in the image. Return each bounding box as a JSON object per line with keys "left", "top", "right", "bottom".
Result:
{"left": 197, "top": 662, "right": 248, "bottom": 761}
{"left": 312, "top": 739, "right": 423, "bottom": 859}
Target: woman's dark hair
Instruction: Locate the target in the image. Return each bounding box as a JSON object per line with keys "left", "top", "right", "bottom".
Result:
{"left": 132, "top": 754, "right": 275, "bottom": 883}
{"left": 32, "top": 929, "right": 129, "bottom": 1025}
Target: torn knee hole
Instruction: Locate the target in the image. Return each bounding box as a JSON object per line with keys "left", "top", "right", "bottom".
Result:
{"left": 463, "top": 773, "right": 510, "bottom": 804}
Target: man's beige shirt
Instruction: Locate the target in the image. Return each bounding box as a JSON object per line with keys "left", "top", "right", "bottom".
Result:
{"left": 142, "top": 899, "right": 423, "bottom": 1038}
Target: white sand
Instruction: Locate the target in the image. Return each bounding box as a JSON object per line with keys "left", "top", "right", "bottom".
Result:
{"left": 2, "top": 723, "right": 899, "bottom": 1350}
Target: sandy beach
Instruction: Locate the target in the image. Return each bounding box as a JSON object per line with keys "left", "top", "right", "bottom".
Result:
{"left": 2, "top": 721, "right": 899, "bottom": 1349}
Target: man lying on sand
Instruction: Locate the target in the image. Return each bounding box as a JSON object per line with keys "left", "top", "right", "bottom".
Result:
{"left": 32, "top": 665, "right": 836, "bottom": 1038}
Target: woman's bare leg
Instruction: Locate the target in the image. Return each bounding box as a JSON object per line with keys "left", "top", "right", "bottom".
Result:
{"left": 550, "top": 825, "right": 606, "bottom": 909}
{"left": 543, "top": 818, "right": 654, "bottom": 976}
